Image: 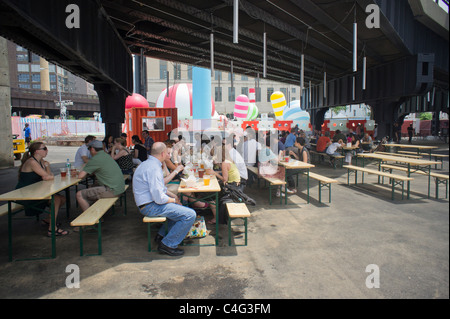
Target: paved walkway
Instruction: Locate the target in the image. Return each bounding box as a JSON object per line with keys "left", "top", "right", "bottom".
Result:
{"left": 0, "top": 141, "right": 448, "bottom": 299}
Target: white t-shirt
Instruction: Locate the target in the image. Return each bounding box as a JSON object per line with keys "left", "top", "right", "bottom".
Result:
{"left": 228, "top": 148, "right": 248, "bottom": 180}
{"left": 74, "top": 144, "right": 91, "bottom": 168}
{"left": 326, "top": 142, "right": 341, "bottom": 155}
{"left": 242, "top": 139, "right": 261, "bottom": 166}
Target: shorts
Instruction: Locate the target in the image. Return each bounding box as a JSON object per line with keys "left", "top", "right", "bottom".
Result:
{"left": 25, "top": 137, "right": 31, "bottom": 143}
{"left": 80, "top": 186, "right": 116, "bottom": 205}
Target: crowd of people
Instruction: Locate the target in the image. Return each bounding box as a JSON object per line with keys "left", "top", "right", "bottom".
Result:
{"left": 13, "top": 124, "right": 376, "bottom": 257}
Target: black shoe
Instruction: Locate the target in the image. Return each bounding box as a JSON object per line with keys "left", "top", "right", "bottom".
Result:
{"left": 154, "top": 233, "right": 164, "bottom": 245}
{"left": 158, "top": 242, "right": 184, "bottom": 256}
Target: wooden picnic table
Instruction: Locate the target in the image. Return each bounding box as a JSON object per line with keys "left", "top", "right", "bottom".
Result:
{"left": 357, "top": 153, "right": 439, "bottom": 199}
{"left": 384, "top": 144, "right": 438, "bottom": 160}
{"left": 178, "top": 175, "right": 221, "bottom": 246}
{"left": 279, "top": 159, "right": 315, "bottom": 204}
{"left": 0, "top": 174, "right": 81, "bottom": 261}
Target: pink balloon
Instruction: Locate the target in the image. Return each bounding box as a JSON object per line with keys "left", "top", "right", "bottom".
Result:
{"left": 125, "top": 93, "right": 149, "bottom": 109}
{"left": 234, "top": 95, "right": 249, "bottom": 119}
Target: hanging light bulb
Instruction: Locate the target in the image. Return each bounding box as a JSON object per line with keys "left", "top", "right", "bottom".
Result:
{"left": 362, "top": 56, "right": 367, "bottom": 90}
{"left": 353, "top": 22, "right": 357, "bottom": 72}
{"left": 233, "top": 0, "right": 239, "bottom": 44}
{"left": 263, "top": 32, "right": 267, "bottom": 78}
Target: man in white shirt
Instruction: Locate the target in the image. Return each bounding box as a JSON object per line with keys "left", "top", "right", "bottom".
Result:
{"left": 133, "top": 142, "right": 196, "bottom": 256}
{"left": 74, "top": 135, "right": 96, "bottom": 168}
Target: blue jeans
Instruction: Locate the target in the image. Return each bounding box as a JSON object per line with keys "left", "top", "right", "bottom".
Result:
{"left": 139, "top": 202, "right": 196, "bottom": 248}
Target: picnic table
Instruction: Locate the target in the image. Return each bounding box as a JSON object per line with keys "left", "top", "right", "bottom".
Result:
{"left": 278, "top": 159, "right": 315, "bottom": 204}
{"left": 384, "top": 144, "right": 438, "bottom": 160}
{"left": 357, "top": 153, "right": 439, "bottom": 199}
{"left": 178, "top": 175, "right": 221, "bottom": 246}
{"left": 0, "top": 174, "right": 81, "bottom": 261}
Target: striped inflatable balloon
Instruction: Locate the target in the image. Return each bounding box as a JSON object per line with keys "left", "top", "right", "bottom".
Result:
{"left": 234, "top": 95, "right": 249, "bottom": 119}
{"left": 246, "top": 103, "right": 259, "bottom": 120}
{"left": 270, "top": 91, "right": 286, "bottom": 119}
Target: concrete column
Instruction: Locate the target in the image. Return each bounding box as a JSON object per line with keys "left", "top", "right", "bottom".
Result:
{"left": 39, "top": 57, "right": 50, "bottom": 91}
{"left": 0, "top": 37, "right": 13, "bottom": 168}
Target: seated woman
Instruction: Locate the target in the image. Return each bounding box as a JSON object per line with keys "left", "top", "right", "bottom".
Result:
{"left": 131, "top": 135, "right": 148, "bottom": 166}
{"left": 345, "top": 134, "right": 361, "bottom": 164}
{"left": 110, "top": 137, "right": 134, "bottom": 175}
{"left": 102, "top": 135, "right": 114, "bottom": 154}
{"left": 163, "top": 141, "right": 209, "bottom": 210}
{"left": 15, "top": 142, "right": 68, "bottom": 237}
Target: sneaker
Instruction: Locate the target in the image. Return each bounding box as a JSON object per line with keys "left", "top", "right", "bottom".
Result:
{"left": 281, "top": 187, "right": 295, "bottom": 194}
{"left": 276, "top": 190, "right": 285, "bottom": 197}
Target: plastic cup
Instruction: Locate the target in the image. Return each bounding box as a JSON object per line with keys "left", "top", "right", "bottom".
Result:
{"left": 285, "top": 156, "right": 290, "bottom": 162}
{"left": 60, "top": 168, "right": 67, "bottom": 177}
{"left": 198, "top": 169, "right": 205, "bottom": 178}
{"left": 203, "top": 175, "right": 210, "bottom": 186}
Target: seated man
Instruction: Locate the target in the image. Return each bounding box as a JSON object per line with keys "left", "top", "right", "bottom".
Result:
{"left": 74, "top": 135, "right": 96, "bottom": 168}
{"left": 326, "top": 139, "right": 344, "bottom": 167}
{"left": 133, "top": 142, "right": 196, "bottom": 256}
{"left": 75, "top": 140, "right": 126, "bottom": 214}
{"left": 316, "top": 131, "right": 331, "bottom": 153}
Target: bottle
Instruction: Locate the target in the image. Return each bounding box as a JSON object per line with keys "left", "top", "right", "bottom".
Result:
{"left": 66, "top": 159, "right": 71, "bottom": 171}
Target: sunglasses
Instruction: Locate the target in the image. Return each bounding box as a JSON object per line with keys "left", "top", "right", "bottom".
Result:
{"left": 38, "top": 147, "right": 48, "bottom": 151}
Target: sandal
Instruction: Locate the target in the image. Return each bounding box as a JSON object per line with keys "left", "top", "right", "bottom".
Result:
{"left": 47, "top": 228, "right": 69, "bottom": 237}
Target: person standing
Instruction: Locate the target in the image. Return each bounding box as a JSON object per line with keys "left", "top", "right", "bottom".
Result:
{"left": 23, "top": 123, "right": 31, "bottom": 147}
{"left": 142, "top": 130, "right": 155, "bottom": 155}
{"left": 133, "top": 142, "right": 196, "bottom": 256}
{"left": 407, "top": 124, "right": 414, "bottom": 144}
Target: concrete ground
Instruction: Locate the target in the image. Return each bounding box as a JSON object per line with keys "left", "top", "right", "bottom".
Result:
{"left": 0, "top": 139, "right": 448, "bottom": 300}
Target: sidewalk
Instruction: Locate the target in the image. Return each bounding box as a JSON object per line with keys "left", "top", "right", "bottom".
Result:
{"left": 0, "top": 143, "right": 448, "bottom": 299}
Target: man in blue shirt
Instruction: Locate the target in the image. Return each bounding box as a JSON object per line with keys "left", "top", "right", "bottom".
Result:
{"left": 284, "top": 128, "right": 296, "bottom": 148}
{"left": 23, "top": 123, "right": 31, "bottom": 147}
{"left": 133, "top": 142, "right": 196, "bottom": 256}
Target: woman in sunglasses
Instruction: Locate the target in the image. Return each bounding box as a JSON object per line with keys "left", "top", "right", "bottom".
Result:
{"left": 15, "top": 142, "right": 69, "bottom": 237}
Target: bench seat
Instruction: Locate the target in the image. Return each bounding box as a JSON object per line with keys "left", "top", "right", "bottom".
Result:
{"left": 247, "top": 166, "right": 286, "bottom": 205}
{"left": 143, "top": 216, "right": 167, "bottom": 252}
{"left": 226, "top": 203, "right": 251, "bottom": 246}
{"left": 343, "top": 165, "right": 413, "bottom": 200}
{"left": 70, "top": 196, "right": 121, "bottom": 256}
{"left": 304, "top": 172, "right": 338, "bottom": 203}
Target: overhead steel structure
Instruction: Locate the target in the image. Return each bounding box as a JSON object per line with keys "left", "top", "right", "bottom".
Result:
{"left": 0, "top": 0, "right": 448, "bottom": 138}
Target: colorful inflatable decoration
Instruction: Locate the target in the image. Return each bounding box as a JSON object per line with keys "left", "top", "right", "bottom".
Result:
{"left": 234, "top": 94, "right": 249, "bottom": 119}
{"left": 155, "top": 83, "right": 215, "bottom": 120}
{"left": 283, "top": 100, "right": 310, "bottom": 121}
{"left": 246, "top": 88, "right": 259, "bottom": 120}
{"left": 125, "top": 93, "right": 149, "bottom": 109}
{"left": 270, "top": 91, "right": 287, "bottom": 120}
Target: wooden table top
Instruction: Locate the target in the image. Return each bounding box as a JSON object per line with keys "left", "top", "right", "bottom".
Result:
{"left": 357, "top": 153, "right": 439, "bottom": 166}
{"left": 0, "top": 174, "right": 81, "bottom": 201}
{"left": 385, "top": 144, "right": 438, "bottom": 150}
{"left": 279, "top": 159, "right": 315, "bottom": 169}
{"left": 178, "top": 175, "right": 221, "bottom": 193}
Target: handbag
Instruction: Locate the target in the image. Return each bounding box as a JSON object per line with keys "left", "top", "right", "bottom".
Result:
{"left": 186, "top": 216, "right": 208, "bottom": 239}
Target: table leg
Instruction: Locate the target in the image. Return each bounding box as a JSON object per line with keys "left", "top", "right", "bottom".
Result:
{"left": 306, "top": 169, "right": 310, "bottom": 204}
{"left": 8, "top": 201, "right": 12, "bottom": 262}
{"left": 427, "top": 165, "right": 431, "bottom": 198}
{"left": 407, "top": 164, "right": 411, "bottom": 199}
{"left": 215, "top": 192, "right": 219, "bottom": 246}
{"left": 50, "top": 195, "right": 56, "bottom": 259}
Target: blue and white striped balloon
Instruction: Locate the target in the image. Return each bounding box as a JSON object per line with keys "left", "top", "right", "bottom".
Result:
{"left": 283, "top": 100, "right": 309, "bottom": 121}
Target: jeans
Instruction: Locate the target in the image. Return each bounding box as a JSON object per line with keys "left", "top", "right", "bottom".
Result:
{"left": 139, "top": 202, "right": 196, "bottom": 248}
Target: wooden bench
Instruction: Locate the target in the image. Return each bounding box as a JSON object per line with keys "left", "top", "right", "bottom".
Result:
{"left": 0, "top": 203, "right": 25, "bottom": 218}
{"left": 143, "top": 216, "right": 167, "bottom": 252}
{"left": 375, "top": 151, "right": 423, "bottom": 159}
{"left": 309, "top": 150, "right": 345, "bottom": 168}
{"left": 248, "top": 166, "right": 286, "bottom": 205}
{"left": 226, "top": 203, "right": 251, "bottom": 246}
{"left": 398, "top": 151, "right": 448, "bottom": 169}
{"left": 70, "top": 185, "right": 128, "bottom": 256}
{"left": 343, "top": 165, "right": 414, "bottom": 200}
{"left": 303, "top": 172, "right": 338, "bottom": 203}
{"left": 380, "top": 164, "right": 449, "bottom": 199}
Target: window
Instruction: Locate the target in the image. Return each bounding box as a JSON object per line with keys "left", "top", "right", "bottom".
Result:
{"left": 280, "top": 88, "right": 288, "bottom": 96}
{"left": 241, "top": 87, "right": 248, "bottom": 96}
{"left": 188, "top": 66, "right": 192, "bottom": 80}
{"left": 16, "top": 46, "right": 26, "bottom": 52}
{"left": 255, "top": 87, "right": 261, "bottom": 102}
{"left": 228, "top": 73, "right": 235, "bottom": 81}
{"left": 17, "top": 64, "right": 29, "bottom": 72}
{"left": 31, "top": 64, "right": 40, "bottom": 72}
{"left": 142, "top": 117, "right": 165, "bottom": 131}
{"left": 267, "top": 88, "right": 274, "bottom": 102}
{"left": 292, "top": 87, "right": 296, "bottom": 93}
{"left": 18, "top": 84, "right": 30, "bottom": 88}
{"left": 215, "top": 87, "right": 222, "bottom": 102}
{"left": 159, "top": 61, "right": 168, "bottom": 79}
{"left": 228, "top": 87, "right": 235, "bottom": 102}
{"left": 18, "top": 74, "right": 30, "bottom": 82}
{"left": 174, "top": 63, "right": 181, "bottom": 80}
{"left": 32, "top": 84, "right": 41, "bottom": 89}
{"left": 241, "top": 75, "right": 248, "bottom": 81}
{"left": 215, "top": 71, "right": 222, "bottom": 81}
{"left": 50, "top": 74, "right": 56, "bottom": 83}
{"left": 16, "top": 54, "right": 28, "bottom": 62}
{"left": 32, "top": 74, "right": 40, "bottom": 82}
